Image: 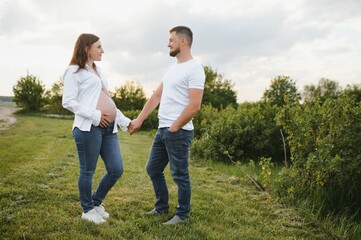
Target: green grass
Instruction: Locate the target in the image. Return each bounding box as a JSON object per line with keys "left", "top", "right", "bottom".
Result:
{"left": 0, "top": 116, "right": 344, "bottom": 239}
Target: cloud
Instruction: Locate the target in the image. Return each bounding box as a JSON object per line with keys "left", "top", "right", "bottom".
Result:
{"left": 0, "top": 0, "right": 40, "bottom": 35}
{"left": 1, "top": 0, "right": 360, "bottom": 102}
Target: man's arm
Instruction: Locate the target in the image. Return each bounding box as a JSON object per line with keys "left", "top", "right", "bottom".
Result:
{"left": 129, "top": 83, "right": 163, "bottom": 134}
{"left": 169, "top": 88, "right": 204, "bottom": 132}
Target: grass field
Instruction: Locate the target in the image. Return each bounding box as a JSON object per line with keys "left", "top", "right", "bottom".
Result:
{"left": 0, "top": 115, "right": 342, "bottom": 239}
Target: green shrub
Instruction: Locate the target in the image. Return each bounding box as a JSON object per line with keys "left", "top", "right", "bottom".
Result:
{"left": 123, "top": 109, "right": 158, "bottom": 131}
{"left": 275, "top": 92, "right": 361, "bottom": 217}
{"left": 191, "top": 102, "right": 284, "bottom": 163}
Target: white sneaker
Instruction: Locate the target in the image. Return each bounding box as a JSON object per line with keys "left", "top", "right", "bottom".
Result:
{"left": 81, "top": 209, "right": 106, "bottom": 224}
{"left": 94, "top": 205, "right": 110, "bottom": 219}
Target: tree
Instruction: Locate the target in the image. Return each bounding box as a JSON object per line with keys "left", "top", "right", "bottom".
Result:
{"left": 303, "top": 78, "right": 342, "bottom": 102}
{"left": 112, "top": 81, "right": 147, "bottom": 111}
{"left": 44, "top": 79, "right": 72, "bottom": 115}
{"left": 13, "top": 74, "right": 46, "bottom": 112}
{"left": 202, "top": 66, "right": 238, "bottom": 109}
{"left": 262, "top": 75, "right": 300, "bottom": 107}
{"left": 343, "top": 84, "right": 361, "bottom": 102}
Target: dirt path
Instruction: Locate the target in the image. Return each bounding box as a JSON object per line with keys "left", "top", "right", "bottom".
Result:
{"left": 0, "top": 107, "right": 17, "bottom": 131}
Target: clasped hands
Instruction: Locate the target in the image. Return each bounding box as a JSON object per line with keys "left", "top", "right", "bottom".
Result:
{"left": 100, "top": 112, "right": 178, "bottom": 135}
{"left": 99, "top": 112, "right": 141, "bottom": 134}
{"left": 128, "top": 118, "right": 141, "bottom": 135}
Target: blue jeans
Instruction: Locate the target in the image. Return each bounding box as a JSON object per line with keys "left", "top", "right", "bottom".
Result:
{"left": 72, "top": 122, "right": 123, "bottom": 213}
{"left": 146, "top": 128, "right": 194, "bottom": 219}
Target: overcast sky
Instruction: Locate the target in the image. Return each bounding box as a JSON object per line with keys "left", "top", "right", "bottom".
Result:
{"left": 1, "top": 0, "right": 360, "bottom": 102}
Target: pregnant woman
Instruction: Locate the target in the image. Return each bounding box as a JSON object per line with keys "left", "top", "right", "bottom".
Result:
{"left": 62, "top": 33, "right": 131, "bottom": 224}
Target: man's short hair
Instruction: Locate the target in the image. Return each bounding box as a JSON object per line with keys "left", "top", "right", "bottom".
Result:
{"left": 170, "top": 26, "right": 193, "bottom": 47}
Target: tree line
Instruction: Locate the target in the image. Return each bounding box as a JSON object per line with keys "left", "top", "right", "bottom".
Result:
{"left": 12, "top": 66, "right": 236, "bottom": 113}
{"left": 12, "top": 66, "right": 361, "bottom": 220}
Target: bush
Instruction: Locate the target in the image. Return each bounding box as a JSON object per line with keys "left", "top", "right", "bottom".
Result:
{"left": 275, "top": 92, "right": 361, "bottom": 217}
{"left": 191, "top": 102, "right": 284, "bottom": 163}
{"left": 42, "top": 80, "right": 72, "bottom": 115}
{"left": 123, "top": 109, "right": 158, "bottom": 131}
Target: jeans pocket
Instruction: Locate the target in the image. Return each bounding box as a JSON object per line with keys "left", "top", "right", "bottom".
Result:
{"left": 166, "top": 128, "right": 181, "bottom": 139}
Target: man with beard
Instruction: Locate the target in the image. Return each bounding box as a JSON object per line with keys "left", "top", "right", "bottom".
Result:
{"left": 129, "top": 26, "right": 205, "bottom": 225}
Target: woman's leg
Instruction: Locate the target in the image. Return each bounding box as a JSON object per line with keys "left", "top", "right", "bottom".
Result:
{"left": 73, "top": 126, "right": 102, "bottom": 212}
{"left": 92, "top": 123, "right": 123, "bottom": 206}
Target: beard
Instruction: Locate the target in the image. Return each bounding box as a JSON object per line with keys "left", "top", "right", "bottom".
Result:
{"left": 169, "top": 47, "right": 180, "bottom": 57}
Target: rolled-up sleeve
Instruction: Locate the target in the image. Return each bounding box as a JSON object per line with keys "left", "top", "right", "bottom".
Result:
{"left": 115, "top": 109, "right": 131, "bottom": 132}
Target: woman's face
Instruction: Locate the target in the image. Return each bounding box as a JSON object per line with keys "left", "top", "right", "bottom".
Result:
{"left": 87, "top": 40, "right": 104, "bottom": 62}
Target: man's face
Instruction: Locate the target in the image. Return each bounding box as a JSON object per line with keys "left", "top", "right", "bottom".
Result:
{"left": 168, "top": 31, "right": 181, "bottom": 57}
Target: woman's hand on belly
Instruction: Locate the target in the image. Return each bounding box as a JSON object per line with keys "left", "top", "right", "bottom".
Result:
{"left": 99, "top": 112, "right": 111, "bottom": 128}
{"left": 96, "top": 90, "right": 117, "bottom": 125}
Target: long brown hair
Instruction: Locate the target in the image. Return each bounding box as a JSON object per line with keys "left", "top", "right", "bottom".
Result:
{"left": 69, "top": 33, "right": 99, "bottom": 72}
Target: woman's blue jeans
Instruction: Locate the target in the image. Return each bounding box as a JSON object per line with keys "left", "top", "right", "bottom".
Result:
{"left": 146, "top": 128, "right": 194, "bottom": 219}
{"left": 72, "top": 122, "right": 123, "bottom": 213}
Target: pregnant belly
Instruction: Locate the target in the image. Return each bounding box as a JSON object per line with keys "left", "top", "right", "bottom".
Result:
{"left": 96, "top": 90, "right": 116, "bottom": 122}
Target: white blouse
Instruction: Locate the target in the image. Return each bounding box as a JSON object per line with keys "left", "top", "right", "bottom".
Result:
{"left": 62, "top": 64, "right": 130, "bottom": 133}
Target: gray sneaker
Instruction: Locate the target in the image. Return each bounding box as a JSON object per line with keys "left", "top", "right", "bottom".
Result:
{"left": 162, "top": 215, "right": 188, "bottom": 225}
{"left": 147, "top": 208, "right": 169, "bottom": 216}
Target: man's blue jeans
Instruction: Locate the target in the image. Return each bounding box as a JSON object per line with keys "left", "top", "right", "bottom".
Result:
{"left": 73, "top": 122, "right": 123, "bottom": 213}
{"left": 146, "top": 128, "right": 194, "bottom": 219}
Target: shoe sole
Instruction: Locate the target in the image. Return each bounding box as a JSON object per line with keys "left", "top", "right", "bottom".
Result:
{"left": 81, "top": 217, "right": 106, "bottom": 224}
{"left": 162, "top": 219, "right": 188, "bottom": 225}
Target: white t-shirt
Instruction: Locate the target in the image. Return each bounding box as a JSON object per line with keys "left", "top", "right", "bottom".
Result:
{"left": 158, "top": 58, "right": 205, "bottom": 130}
